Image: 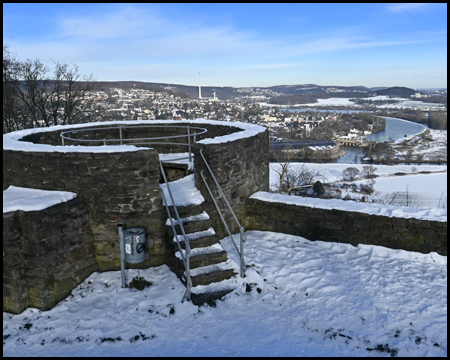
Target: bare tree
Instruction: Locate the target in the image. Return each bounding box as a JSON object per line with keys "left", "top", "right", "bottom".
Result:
{"left": 372, "top": 185, "right": 424, "bottom": 208}
{"left": 271, "top": 150, "right": 293, "bottom": 194}
{"left": 362, "top": 164, "right": 377, "bottom": 179}
{"left": 3, "top": 46, "right": 98, "bottom": 133}
{"left": 342, "top": 167, "right": 360, "bottom": 181}
{"left": 271, "top": 150, "right": 327, "bottom": 196}
{"left": 3, "top": 45, "right": 22, "bottom": 133}
{"left": 436, "top": 191, "right": 447, "bottom": 209}
{"left": 403, "top": 149, "right": 415, "bottom": 164}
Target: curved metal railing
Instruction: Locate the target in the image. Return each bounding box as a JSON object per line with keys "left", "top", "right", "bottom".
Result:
{"left": 60, "top": 124, "right": 208, "bottom": 161}
{"left": 159, "top": 159, "right": 192, "bottom": 302}
{"left": 198, "top": 149, "right": 246, "bottom": 278}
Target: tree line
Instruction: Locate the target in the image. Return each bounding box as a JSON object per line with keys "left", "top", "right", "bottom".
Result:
{"left": 378, "top": 109, "right": 447, "bottom": 130}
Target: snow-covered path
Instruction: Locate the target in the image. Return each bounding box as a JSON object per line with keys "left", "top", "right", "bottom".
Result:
{"left": 3, "top": 231, "right": 447, "bottom": 357}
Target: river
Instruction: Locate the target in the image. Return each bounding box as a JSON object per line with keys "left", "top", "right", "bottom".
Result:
{"left": 320, "top": 117, "right": 427, "bottom": 164}
{"left": 280, "top": 108, "right": 373, "bottom": 114}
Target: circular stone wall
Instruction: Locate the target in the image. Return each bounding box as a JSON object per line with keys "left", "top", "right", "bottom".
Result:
{"left": 3, "top": 119, "right": 269, "bottom": 267}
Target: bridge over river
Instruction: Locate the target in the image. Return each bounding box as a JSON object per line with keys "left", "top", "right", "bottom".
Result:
{"left": 270, "top": 139, "right": 337, "bottom": 151}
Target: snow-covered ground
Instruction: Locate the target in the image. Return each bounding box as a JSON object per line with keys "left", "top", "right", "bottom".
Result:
{"left": 392, "top": 129, "right": 447, "bottom": 163}
{"left": 262, "top": 95, "right": 444, "bottom": 109}
{"left": 3, "top": 121, "right": 447, "bottom": 357}
{"left": 270, "top": 163, "right": 447, "bottom": 210}
{"left": 302, "top": 97, "right": 362, "bottom": 107}
{"left": 3, "top": 231, "right": 446, "bottom": 357}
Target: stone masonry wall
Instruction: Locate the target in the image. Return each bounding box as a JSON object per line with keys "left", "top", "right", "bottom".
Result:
{"left": 244, "top": 196, "right": 447, "bottom": 256}
{"left": 20, "top": 121, "right": 242, "bottom": 152}
{"left": 3, "top": 198, "right": 97, "bottom": 313}
{"left": 194, "top": 130, "right": 270, "bottom": 237}
{"left": 3, "top": 120, "right": 268, "bottom": 313}
{"left": 3, "top": 148, "right": 167, "bottom": 271}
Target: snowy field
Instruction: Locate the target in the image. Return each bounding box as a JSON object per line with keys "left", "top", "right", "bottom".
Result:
{"left": 3, "top": 231, "right": 446, "bottom": 357}
{"left": 393, "top": 129, "right": 447, "bottom": 163}
{"left": 270, "top": 163, "right": 447, "bottom": 209}
{"left": 291, "top": 96, "right": 444, "bottom": 109}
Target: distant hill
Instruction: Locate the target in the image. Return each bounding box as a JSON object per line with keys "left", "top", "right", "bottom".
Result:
{"left": 369, "top": 87, "right": 389, "bottom": 91}
{"left": 375, "top": 86, "right": 417, "bottom": 97}
{"left": 96, "top": 81, "right": 429, "bottom": 102}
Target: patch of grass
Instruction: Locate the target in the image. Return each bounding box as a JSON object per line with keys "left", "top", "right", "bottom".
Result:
{"left": 45, "top": 275, "right": 58, "bottom": 289}
{"left": 366, "top": 343, "right": 399, "bottom": 357}
{"left": 129, "top": 275, "right": 152, "bottom": 290}
{"left": 129, "top": 333, "right": 155, "bottom": 343}
{"left": 415, "top": 335, "right": 427, "bottom": 344}
{"left": 52, "top": 337, "right": 72, "bottom": 344}
{"left": 23, "top": 323, "right": 33, "bottom": 330}
{"left": 99, "top": 336, "right": 122, "bottom": 343}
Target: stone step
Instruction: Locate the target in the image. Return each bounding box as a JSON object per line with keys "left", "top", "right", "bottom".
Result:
{"left": 190, "top": 268, "right": 235, "bottom": 287}
{"left": 166, "top": 203, "right": 205, "bottom": 219}
{"left": 175, "top": 243, "right": 228, "bottom": 269}
{"left": 160, "top": 162, "right": 191, "bottom": 182}
{"left": 183, "top": 262, "right": 236, "bottom": 287}
{"left": 191, "top": 288, "right": 234, "bottom": 306}
{"left": 176, "top": 234, "right": 221, "bottom": 250}
{"left": 166, "top": 218, "right": 215, "bottom": 238}
{"left": 189, "top": 278, "right": 236, "bottom": 306}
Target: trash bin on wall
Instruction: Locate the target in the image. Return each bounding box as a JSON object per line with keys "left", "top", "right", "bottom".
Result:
{"left": 123, "top": 228, "right": 147, "bottom": 264}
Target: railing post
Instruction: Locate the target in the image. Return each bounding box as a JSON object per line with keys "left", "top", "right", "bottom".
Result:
{"left": 187, "top": 125, "right": 191, "bottom": 162}
{"left": 118, "top": 224, "right": 126, "bottom": 288}
{"left": 61, "top": 132, "right": 64, "bottom": 146}
{"left": 240, "top": 226, "right": 245, "bottom": 278}
{"left": 159, "top": 160, "right": 192, "bottom": 302}
{"left": 103, "top": 138, "right": 106, "bottom": 146}
{"left": 119, "top": 125, "right": 123, "bottom": 145}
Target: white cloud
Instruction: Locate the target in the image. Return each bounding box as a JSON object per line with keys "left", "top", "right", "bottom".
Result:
{"left": 387, "top": 3, "right": 429, "bottom": 13}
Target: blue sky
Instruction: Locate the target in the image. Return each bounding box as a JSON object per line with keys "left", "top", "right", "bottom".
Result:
{"left": 3, "top": 3, "right": 447, "bottom": 88}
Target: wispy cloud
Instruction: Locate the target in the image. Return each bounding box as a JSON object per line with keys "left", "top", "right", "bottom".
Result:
{"left": 230, "top": 63, "right": 310, "bottom": 71}
{"left": 282, "top": 35, "right": 443, "bottom": 56}
{"left": 53, "top": 4, "right": 273, "bottom": 59}
{"left": 387, "top": 3, "right": 429, "bottom": 13}
{"left": 59, "top": 5, "right": 164, "bottom": 40}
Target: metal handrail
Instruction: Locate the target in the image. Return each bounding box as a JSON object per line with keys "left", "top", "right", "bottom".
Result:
{"left": 60, "top": 124, "right": 207, "bottom": 162}
{"left": 198, "top": 149, "right": 246, "bottom": 277}
{"left": 159, "top": 160, "right": 192, "bottom": 302}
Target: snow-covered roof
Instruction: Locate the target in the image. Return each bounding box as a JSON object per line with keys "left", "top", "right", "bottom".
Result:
{"left": 3, "top": 119, "right": 266, "bottom": 153}
{"left": 3, "top": 186, "right": 77, "bottom": 213}
{"left": 250, "top": 191, "right": 447, "bottom": 222}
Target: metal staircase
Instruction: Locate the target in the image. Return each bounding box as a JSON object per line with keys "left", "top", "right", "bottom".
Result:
{"left": 160, "top": 160, "right": 239, "bottom": 305}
